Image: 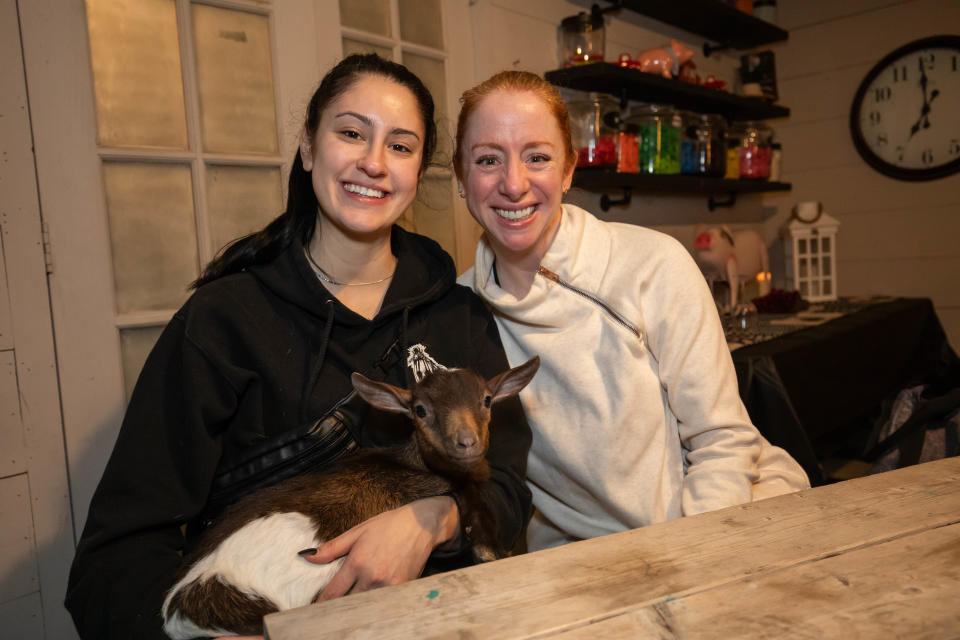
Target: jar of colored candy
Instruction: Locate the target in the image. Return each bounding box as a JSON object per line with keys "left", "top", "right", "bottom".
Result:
{"left": 628, "top": 103, "right": 682, "bottom": 175}
{"left": 682, "top": 112, "right": 726, "bottom": 176}
{"left": 567, "top": 93, "right": 619, "bottom": 169}
{"left": 559, "top": 8, "right": 605, "bottom": 67}
{"left": 737, "top": 121, "right": 772, "bottom": 179}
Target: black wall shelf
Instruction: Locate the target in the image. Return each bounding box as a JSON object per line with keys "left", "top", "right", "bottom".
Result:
{"left": 572, "top": 170, "right": 792, "bottom": 212}
{"left": 615, "top": 0, "right": 788, "bottom": 50}
{"left": 550, "top": 2, "right": 792, "bottom": 210}
{"left": 545, "top": 64, "right": 789, "bottom": 122}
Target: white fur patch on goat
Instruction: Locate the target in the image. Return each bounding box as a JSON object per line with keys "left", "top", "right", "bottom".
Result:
{"left": 162, "top": 512, "right": 343, "bottom": 638}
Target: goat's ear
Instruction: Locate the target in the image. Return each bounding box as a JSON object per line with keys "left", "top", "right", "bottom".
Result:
{"left": 351, "top": 372, "right": 412, "bottom": 415}
{"left": 487, "top": 356, "right": 540, "bottom": 403}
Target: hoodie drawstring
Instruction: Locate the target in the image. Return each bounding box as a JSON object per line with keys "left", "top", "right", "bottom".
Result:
{"left": 300, "top": 299, "right": 336, "bottom": 423}
{"left": 400, "top": 305, "right": 412, "bottom": 388}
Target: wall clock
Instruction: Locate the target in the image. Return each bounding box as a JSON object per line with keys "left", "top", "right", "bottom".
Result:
{"left": 849, "top": 35, "right": 960, "bottom": 181}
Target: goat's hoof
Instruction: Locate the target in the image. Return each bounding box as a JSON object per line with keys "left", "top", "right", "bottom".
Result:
{"left": 472, "top": 546, "right": 498, "bottom": 563}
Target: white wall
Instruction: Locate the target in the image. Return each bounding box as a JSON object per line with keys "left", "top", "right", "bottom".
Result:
{"left": 770, "top": 0, "right": 960, "bottom": 349}
{"left": 467, "top": 0, "right": 960, "bottom": 350}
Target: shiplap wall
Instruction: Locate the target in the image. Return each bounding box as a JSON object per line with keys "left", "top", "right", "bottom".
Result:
{"left": 770, "top": 0, "right": 960, "bottom": 349}
{"left": 468, "top": 0, "right": 960, "bottom": 350}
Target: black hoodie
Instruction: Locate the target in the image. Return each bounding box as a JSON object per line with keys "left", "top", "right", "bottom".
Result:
{"left": 65, "top": 227, "right": 533, "bottom": 639}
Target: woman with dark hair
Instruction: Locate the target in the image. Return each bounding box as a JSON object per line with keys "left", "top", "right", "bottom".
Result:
{"left": 65, "top": 55, "right": 532, "bottom": 640}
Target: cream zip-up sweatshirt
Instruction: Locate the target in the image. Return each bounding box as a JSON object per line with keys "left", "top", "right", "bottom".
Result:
{"left": 460, "top": 205, "right": 808, "bottom": 551}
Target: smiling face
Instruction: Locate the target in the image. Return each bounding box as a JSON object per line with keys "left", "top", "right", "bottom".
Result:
{"left": 300, "top": 74, "right": 425, "bottom": 240}
{"left": 459, "top": 90, "right": 575, "bottom": 266}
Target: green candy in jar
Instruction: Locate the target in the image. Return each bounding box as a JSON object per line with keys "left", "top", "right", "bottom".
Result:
{"left": 629, "top": 104, "right": 681, "bottom": 175}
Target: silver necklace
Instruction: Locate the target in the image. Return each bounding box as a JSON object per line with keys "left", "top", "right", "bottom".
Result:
{"left": 304, "top": 247, "right": 394, "bottom": 287}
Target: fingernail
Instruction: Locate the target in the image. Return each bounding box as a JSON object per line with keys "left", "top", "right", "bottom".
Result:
{"left": 298, "top": 548, "right": 317, "bottom": 556}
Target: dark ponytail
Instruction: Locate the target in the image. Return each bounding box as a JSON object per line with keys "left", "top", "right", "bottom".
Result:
{"left": 192, "top": 53, "right": 437, "bottom": 288}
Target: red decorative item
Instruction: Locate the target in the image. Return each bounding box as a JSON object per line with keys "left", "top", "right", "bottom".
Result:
{"left": 702, "top": 74, "right": 727, "bottom": 91}
{"left": 679, "top": 61, "right": 700, "bottom": 84}
{"left": 617, "top": 53, "right": 642, "bottom": 69}
{"left": 752, "top": 289, "right": 806, "bottom": 314}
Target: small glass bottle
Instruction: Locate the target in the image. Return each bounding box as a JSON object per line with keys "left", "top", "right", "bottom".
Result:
{"left": 769, "top": 141, "right": 782, "bottom": 181}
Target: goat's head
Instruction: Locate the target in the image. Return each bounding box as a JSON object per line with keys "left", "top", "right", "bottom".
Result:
{"left": 351, "top": 356, "right": 540, "bottom": 478}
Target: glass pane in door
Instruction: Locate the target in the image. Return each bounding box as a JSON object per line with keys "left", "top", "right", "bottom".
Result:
{"left": 119, "top": 326, "right": 165, "bottom": 399}
{"left": 400, "top": 175, "right": 455, "bottom": 258}
{"left": 85, "top": 0, "right": 189, "bottom": 149}
{"left": 339, "top": 0, "right": 391, "bottom": 36}
{"left": 102, "top": 162, "right": 199, "bottom": 313}
{"left": 398, "top": 0, "right": 443, "bottom": 49}
{"left": 401, "top": 52, "right": 449, "bottom": 161}
{"left": 192, "top": 4, "right": 279, "bottom": 154}
{"left": 206, "top": 165, "right": 283, "bottom": 255}
{"left": 342, "top": 37, "right": 394, "bottom": 60}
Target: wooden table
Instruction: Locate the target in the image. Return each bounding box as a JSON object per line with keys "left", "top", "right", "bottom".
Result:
{"left": 264, "top": 457, "right": 960, "bottom": 639}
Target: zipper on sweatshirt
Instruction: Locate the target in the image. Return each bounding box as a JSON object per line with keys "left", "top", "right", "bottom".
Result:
{"left": 537, "top": 266, "right": 644, "bottom": 343}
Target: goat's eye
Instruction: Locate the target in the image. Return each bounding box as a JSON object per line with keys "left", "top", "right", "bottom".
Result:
{"left": 415, "top": 405, "right": 427, "bottom": 418}
{"left": 483, "top": 395, "right": 492, "bottom": 408}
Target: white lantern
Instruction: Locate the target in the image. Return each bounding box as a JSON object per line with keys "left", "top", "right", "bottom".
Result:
{"left": 782, "top": 202, "right": 839, "bottom": 302}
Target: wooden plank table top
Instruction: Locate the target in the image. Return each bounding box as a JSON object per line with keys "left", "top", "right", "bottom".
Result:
{"left": 263, "top": 457, "right": 960, "bottom": 639}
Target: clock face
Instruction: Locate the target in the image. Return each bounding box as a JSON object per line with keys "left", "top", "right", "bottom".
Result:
{"left": 850, "top": 35, "right": 960, "bottom": 181}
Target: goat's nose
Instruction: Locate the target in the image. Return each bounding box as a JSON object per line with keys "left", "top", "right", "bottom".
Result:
{"left": 456, "top": 431, "right": 479, "bottom": 450}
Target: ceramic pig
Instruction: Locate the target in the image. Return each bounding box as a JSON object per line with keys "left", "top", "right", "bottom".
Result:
{"left": 693, "top": 225, "right": 771, "bottom": 312}
{"left": 636, "top": 39, "right": 694, "bottom": 78}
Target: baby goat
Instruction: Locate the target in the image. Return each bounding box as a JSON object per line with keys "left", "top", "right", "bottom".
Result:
{"left": 162, "top": 356, "right": 539, "bottom": 639}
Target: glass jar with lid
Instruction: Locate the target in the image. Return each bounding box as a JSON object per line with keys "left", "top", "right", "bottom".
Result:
{"left": 737, "top": 120, "right": 773, "bottom": 179}
{"left": 566, "top": 93, "right": 619, "bottom": 169}
{"left": 627, "top": 103, "right": 682, "bottom": 175}
{"left": 559, "top": 8, "right": 605, "bottom": 67}
{"left": 683, "top": 112, "right": 727, "bottom": 177}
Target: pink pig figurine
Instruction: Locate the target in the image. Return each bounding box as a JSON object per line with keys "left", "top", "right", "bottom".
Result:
{"left": 635, "top": 39, "right": 694, "bottom": 79}
{"left": 693, "top": 225, "right": 771, "bottom": 312}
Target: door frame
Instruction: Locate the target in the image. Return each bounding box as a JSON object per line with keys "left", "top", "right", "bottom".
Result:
{"left": 2, "top": 0, "right": 75, "bottom": 636}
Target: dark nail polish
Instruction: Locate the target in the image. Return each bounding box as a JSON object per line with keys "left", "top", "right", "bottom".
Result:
{"left": 298, "top": 548, "right": 317, "bottom": 556}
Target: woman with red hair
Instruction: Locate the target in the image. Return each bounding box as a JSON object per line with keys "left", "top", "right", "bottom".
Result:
{"left": 454, "top": 71, "right": 809, "bottom": 552}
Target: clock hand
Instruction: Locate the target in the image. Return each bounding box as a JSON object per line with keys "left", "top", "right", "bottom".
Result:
{"left": 909, "top": 57, "right": 933, "bottom": 139}
{"left": 909, "top": 88, "right": 940, "bottom": 138}
{"left": 923, "top": 89, "right": 940, "bottom": 130}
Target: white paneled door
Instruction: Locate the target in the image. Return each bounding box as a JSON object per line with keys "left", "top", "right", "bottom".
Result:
{"left": 10, "top": 0, "right": 474, "bottom": 637}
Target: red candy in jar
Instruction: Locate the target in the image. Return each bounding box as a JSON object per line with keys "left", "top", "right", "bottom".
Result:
{"left": 578, "top": 135, "right": 617, "bottom": 167}
{"left": 567, "top": 94, "right": 620, "bottom": 169}
{"left": 736, "top": 121, "right": 772, "bottom": 179}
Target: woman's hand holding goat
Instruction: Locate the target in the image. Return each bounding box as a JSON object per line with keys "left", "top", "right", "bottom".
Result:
{"left": 302, "top": 495, "right": 459, "bottom": 600}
